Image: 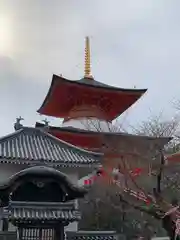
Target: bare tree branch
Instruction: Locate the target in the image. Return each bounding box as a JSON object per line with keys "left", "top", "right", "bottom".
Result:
{"left": 80, "top": 113, "right": 180, "bottom": 239}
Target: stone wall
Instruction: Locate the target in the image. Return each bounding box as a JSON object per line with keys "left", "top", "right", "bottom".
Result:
{"left": 0, "top": 232, "right": 16, "bottom": 240}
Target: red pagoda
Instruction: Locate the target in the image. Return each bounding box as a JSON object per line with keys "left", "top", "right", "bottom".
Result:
{"left": 37, "top": 37, "right": 169, "bottom": 161}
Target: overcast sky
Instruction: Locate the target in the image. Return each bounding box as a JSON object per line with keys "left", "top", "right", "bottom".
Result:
{"left": 0, "top": 0, "right": 180, "bottom": 136}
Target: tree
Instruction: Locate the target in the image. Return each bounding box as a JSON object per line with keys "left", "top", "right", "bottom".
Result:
{"left": 79, "top": 114, "right": 180, "bottom": 239}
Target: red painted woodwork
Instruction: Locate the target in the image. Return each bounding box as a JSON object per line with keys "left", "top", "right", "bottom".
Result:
{"left": 38, "top": 75, "right": 147, "bottom": 121}
{"left": 167, "top": 153, "right": 180, "bottom": 162}
{"left": 50, "top": 130, "right": 102, "bottom": 149}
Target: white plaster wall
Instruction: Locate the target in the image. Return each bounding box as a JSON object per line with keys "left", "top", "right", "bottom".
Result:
{"left": 63, "top": 172, "right": 79, "bottom": 232}
{"left": 0, "top": 163, "right": 26, "bottom": 184}
{"left": 0, "top": 163, "right": 26, "bottom": 232}
{"left": 8, "top": 223, "right": 16, "bottom": 232}
{"left": 62, "top": 118, "right": 118, "bottom": 132}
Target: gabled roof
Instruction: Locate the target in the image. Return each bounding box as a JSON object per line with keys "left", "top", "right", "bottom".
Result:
{"left": 0, "top": 127, "right": 102, "bottom": 166}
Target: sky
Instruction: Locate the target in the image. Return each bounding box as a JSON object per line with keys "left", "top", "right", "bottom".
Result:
{"left": 0, "top": 0, "right": 180, "bottom": 136}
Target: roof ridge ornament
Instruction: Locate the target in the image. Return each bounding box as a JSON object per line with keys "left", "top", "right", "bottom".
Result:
{"left": 14, "top": 116, "right": 24, "bottom": 131}
{"left": 42, "top": 118, "right": 50, "bottom": 131}
{"left": 42, "top": 118, "right": 49, "bottom": 127}
{"left": 84, "top": 36, "right": 93, "bottom": 79}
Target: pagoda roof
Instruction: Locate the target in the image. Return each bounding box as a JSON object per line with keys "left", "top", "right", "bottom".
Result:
{"left": 77, "top": 77, "right": 131, "bottom": 89}
{"left": 0, "top": 127, "right": 102, "bottom": 167}
{"left": 36, "top": 122, "right": 171, "bottom": 150}
{"left": 166, "top": 151, "right": 180, "bottom": 162}
{"left": 51, "top": 74, "right": 147, "bottom": 92}
{"left": 37, "top": 75, "right": 147, "bottom": 120}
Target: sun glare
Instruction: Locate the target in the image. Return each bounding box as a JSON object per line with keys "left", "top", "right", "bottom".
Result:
{"left": 0, "top": 15, "right": 13, "bottom": 56}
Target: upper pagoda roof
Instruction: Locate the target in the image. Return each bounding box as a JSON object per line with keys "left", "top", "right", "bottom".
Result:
{"left": 37, "top": 74, "right": 147, "bottom": 120}
{"left": 38, "top": 37, "right": 147, "bottom": 120}
{"left": 61, "top": 74, "right": 147, "bottom": 91}
{"left": 0, "top": 127, "right": 102, "bottom": 167}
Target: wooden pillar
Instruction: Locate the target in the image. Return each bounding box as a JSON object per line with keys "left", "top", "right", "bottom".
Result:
{"left": 2, "top": 218, "right": 8, "bottom": 231}
{"left": 55, "top": 224, "right": 64, "bottom": 240}
{"left": 17, "top": 226, "right": 23, "bottom": 240}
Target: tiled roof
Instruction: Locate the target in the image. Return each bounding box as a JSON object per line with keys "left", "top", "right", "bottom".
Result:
{"left": 72, "top": 236, "right": 116, "bottom": 240}
{"left": 7, "top": 201, "right": 81, "bottom": 221}
{"left": 66, "top": 231, "right": 119, "bottom": 240}
{"left": 0, "top": 127, "right": 102, "bottom": 166}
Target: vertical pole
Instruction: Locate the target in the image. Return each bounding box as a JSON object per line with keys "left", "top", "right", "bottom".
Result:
{"left": 157, "top": 150, "right": 164, "bottom": 194}
{"left": 2, "top": 218, "right": 8, "bottom": 231}
{"left": 55, "top": 224, "right": 64, "bottom": 240}
{"left": 17, "top": 227, "right": 23, "bottom": 240}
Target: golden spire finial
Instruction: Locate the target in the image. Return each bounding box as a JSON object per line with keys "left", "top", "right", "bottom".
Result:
{"left": 84, "top": 36, "right": 93, "bottom": 79}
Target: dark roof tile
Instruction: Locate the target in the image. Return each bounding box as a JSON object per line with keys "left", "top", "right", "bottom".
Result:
{"left": 0, "top": 127, "right": 102, "bottom": 166}
{"left": 7, "top": 201, "right": 80, "bottom": 221}
{"left": 67, "top": 231, "right": 119, "bottom": 240}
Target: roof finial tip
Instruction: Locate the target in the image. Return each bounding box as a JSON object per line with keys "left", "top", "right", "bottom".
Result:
{"left": 84, "top": 36, "right": 93, "bottom": 79}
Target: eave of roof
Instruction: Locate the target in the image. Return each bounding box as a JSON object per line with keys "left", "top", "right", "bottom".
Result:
{"left": 51, "top": 74, "right": 147, "bottom": 93}
{"left": 0, "top": 127, "right": 102, "bottom": 166}
{"left": 36, "top": 122, "right": 172, "bottom": 143}
{"left": 166, "top": 151, "right": 180, "bottom": 162}
{"left": 37, "top": 74, "right": 147, "bottom": 115}
{"left": 7, "top": 201, "right": 81, "bottom": 221}
{"left": 0, "top": 166, "right": 87, "bottom": 198}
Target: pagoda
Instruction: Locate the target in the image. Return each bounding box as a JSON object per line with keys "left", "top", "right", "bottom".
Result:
{"left": 38, "top": 37, "right": 146, "bottom": 122}
{"left": 37, "top": 37, "right": 170, "bottom": 167}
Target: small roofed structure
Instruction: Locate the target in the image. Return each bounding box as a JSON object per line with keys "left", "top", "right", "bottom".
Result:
{"left": 0, "top": 166, "right": 87, "bottom": 240}
{"left": 0, "top": 126, "right": 102, "bottom": 234}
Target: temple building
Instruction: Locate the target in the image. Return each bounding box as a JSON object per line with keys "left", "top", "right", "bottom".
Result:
{"left": 0, "top": 37, "right": 171, "bottom": 240}
{"left": 0, "top": 126, "right": 102, "bottom": 235}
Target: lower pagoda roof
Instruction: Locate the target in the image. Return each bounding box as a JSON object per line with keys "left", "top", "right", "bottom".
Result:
{"left": 37, "top": 74, "right": 147, "bottom": 121}
{"left": 166, "top": 152, "right": 180, "bottom": 162}
{"left": 6, "top": 201, "right": 80, "bottom": 222}
{"left": 35, "top": 122, "right": 171, "bottom": 153}
{"left": 0, "top": 127, "right": 102, "bottom": 167}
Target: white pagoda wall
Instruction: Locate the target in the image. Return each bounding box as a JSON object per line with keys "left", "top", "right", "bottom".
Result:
{"left": 61, "top": 118, "right": 118, "bottom": 132}
{"left": 0, "top": 162, "right": 81, "bottom": 232}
